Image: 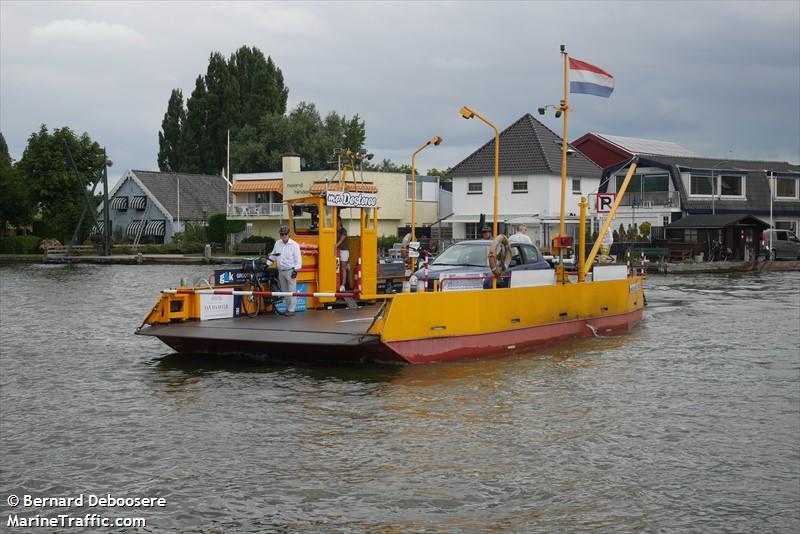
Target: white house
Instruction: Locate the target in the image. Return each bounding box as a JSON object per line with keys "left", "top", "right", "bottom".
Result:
{"left": 447, "top": 113, "right": 602, "bottom": 249}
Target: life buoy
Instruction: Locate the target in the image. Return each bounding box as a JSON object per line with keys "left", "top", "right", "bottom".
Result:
{"left": 400, "top": 233, "right": 411, "bottom": 267}
{"left": 488, "top": 235, "right": 512, "bottom": 276}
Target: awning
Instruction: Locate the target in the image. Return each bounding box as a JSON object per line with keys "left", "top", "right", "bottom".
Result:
{"left": 111, "top": 196, "right": 129, "bottom": 210}
{"left": 309, "top": 181, "right": 378, "bottom": 194}
{"left": 131, "top": 196, "right": 147, "bottom": 210}
{"left": 90, "top": 221, "right": 104, "bottom": 235}
{"left": 231, "top": 180, "right": 283, "bottom": 193}
{"left": 126, "top": 220, "right": 145, "bottom": 238}
{"left": 143, "top": 220, "right": 166, "bottom": 236}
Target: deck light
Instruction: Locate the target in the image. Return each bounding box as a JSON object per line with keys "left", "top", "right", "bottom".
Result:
{"left": 410, "top": 135, "right": 444, "bottom": 273}
{"left": 457, "top": 106, "right": 500, "bottom": 289}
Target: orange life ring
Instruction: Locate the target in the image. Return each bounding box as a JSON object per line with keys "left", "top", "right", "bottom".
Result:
{"left": 488, "top": 235, "right": 512, "bottom": 276}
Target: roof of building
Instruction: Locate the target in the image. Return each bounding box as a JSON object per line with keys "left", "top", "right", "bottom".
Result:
{"left": 592, "top": 133, "right": 700, "bottom": 157}
{"left": 667, "top": 214, "right": 769, "bottom": 228}
{"left": 449, "top": 113, "right": 601, "bottom": 179}
{"left": 600, "top": 155, "right": 800, "bottom": 214}
{"left": 308, "top": 181, "right": 378, "bottom": 194}
{"left": 131, "top": 170, "right": 228, "bottom": 219}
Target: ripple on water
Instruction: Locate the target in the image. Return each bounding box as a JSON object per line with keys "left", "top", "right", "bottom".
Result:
{"left": 1, "top": 266, "right": 798, "bottom": 531}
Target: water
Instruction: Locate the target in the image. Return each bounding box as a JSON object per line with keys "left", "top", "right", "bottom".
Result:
{"left": 1, "top": 264, "right": 798, "bottom": 532}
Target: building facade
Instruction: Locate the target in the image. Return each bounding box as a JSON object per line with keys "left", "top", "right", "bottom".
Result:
{"left": 447, "top": 113, "right": 602, "bottom": 249}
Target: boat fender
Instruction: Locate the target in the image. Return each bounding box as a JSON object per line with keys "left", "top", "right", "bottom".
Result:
{"left": 488, "top": 235, "right": 512, "bottom": 276}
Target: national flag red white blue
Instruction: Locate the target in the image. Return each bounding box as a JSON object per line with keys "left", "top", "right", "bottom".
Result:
{"left": 569, "top": 58, "right": 614, "bottom": 97}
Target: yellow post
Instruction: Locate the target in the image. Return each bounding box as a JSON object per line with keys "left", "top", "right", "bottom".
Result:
{"left": 582, "top": 158, "right": 639, "bottom": 279}
{"left": 578, "top": 196, "right": 587, "bottom": 282}
{"left": 409, "top": 136, "right": 442, "bottom": 273}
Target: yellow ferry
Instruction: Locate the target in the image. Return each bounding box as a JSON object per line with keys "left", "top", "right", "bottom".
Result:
{"left": 136, "top": 47, "right": 645, "bottom": 364}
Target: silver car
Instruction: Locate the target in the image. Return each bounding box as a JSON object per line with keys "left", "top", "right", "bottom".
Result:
{"left": 762, "top": 229, "right": 800, "bottom": 260}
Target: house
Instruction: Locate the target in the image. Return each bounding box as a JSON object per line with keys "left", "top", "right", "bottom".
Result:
{"left": 572, "top": 132, "right": 700, "bottom": 168}
{"left": 97, "top": 170, "right": 228, "bottom": 244}
{"left": 447, "top": 113, "right": 602, "bottom": 248}
{"left": 228, "top": 154, "right": 441, "bottom": 239}
{"left": 599, "top": 155, "right": 800, "bottom": 256}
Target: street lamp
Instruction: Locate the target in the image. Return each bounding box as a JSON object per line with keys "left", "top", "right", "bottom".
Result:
{"left": 460, "top": 105, "right": 500, "bottom": 289}
{"left": 410, "top": 136, "right": 443, "bottom": 272}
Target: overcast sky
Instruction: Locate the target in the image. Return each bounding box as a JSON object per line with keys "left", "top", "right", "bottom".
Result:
{"left": 2, "top": 1, "right": 799, "bottom": 188}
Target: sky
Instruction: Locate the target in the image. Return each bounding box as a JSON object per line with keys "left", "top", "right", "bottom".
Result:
{"left": 2, "top": 1, "right": 799, "bottom": 189}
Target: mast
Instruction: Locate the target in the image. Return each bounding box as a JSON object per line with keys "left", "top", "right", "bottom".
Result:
{"left": 559, "top": 45, "right": 570, "bottom": 239}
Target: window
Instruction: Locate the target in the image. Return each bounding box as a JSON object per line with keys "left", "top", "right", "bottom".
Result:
{"left": 468, "top": 182, "right": 482, "bottom": 194}
{"left": 519, "top": 244, "right": 542, "bottom": 263}
{"left": 776, "top": 178, "right": 798, "bottom": 199}
{"left": 663, "top": 216, "right": 670, "bottom": 227}
{"left": 775, "top": 221, "right": 798, "bottom": 233}
{"left": 684, "top": 229, "right": 698, "bottom": 243}
{"left": 572, "top": 178, "right": 581, "bottom": 194}
{"left": 616, "top": 174, "right": 669, "bottom": 192}
{"left": 512, "top": 180, "right": 528, "bottom": 193}
{"left": 465, "top": 223, "right": 480, "bottom": 239}
{"left": 690, "top": 175, "right": 713, "bottom": 195}
{"left": 719, "top": 175, "right": 743, "bottom": 197}
{"left": 406, "top": 181, "right": 423, "bottom": 200}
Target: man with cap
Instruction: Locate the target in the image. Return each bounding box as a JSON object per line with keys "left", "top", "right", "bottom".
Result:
{"left": 267, "top": 225, "right": 303, "bottom": 316}
{"left": 480, "top": 225, "right": 492, "bottom": 240}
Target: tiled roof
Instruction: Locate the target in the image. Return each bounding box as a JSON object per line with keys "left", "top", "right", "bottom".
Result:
{"left": 449, "top": 113, "right": 601, "bottom": 179}
{"left": 309, "top": 181, "right": 378, "bottom": 194}
{"left": 132, "top": 170, "right": 228, "bottom": 219}
{"left": 231, "top": 179, "right": 283, "bottom": 193}
{"left": 667, "top": 214, "right": 769, "bottom": 228}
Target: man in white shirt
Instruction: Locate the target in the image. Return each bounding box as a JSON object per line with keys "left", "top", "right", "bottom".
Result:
{"left": 267, "top": 225, "right": 303, "bottom": 316}
{"left": 508, "top": 224, "right": 533, "bottom": 245}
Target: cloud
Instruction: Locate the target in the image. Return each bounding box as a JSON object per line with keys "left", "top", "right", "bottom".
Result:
{"left": 31, "top": 19, "right": 147, "bottom": 47}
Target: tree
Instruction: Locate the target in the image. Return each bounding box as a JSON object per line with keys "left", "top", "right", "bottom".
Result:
{"left": 179, "top": 76, "right": 210, "bottom": 174}
{"left": 365, "top": 158, "right": 412, "bottom": 174}
{"left": 639, "top": 221, "right": 652, "bottom": 242}
{"left": 16, "top": 125, "right": 108, "bottom": 240}
{"left": 0, "top": 132, "right": 33, "bottom": 234}
{"left": 157, "top": 89, "right": 186, "bottom": 171}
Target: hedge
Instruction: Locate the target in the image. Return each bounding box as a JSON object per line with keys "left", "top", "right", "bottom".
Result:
{"left": 0, "top": 236, "right": 42, "bottom": 254}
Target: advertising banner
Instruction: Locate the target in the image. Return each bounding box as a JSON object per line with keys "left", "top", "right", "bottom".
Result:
{"left": 325, "top": 191, "right": 378, "bottom": 208}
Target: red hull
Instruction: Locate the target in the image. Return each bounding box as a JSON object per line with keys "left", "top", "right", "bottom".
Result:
{"left": 384, "top": 307, "right": 644, "bottom": 364}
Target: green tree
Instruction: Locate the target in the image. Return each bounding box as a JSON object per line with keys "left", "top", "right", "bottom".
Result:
{"left": 16, "top": 125, "right": 108, "bottom": 240}
{"left": 639, "top": 221, "right": 652, "bottom": 241}
{"left": 179, "top": 76, "right": 210, "bottom": 174}
{"left": 365, "top": 158, "right": 412, "bottom": 174}
{"left": 0, "top": 132, "right": 33, "bottom": 234}
{"left": 230, "top": 46, "right": 288, "bottom": 121}
{"left": 157, "top": 89, "right": 186, "bottom": 171}
{"left": 426, "top": 168, "right": 451, "bottom": 180}
{"left": 203, "top": 52, "right": 240, "bottom": 174}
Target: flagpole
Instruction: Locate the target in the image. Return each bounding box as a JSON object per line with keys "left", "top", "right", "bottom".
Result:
{"left": 560, "top": 45, "right": 569, "bottom": 240}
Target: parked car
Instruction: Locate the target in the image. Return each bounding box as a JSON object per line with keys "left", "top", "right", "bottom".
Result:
{"left": 762, "top": 229, "right": 800, "bottom": 260}
{"left": 412, "top": 239, "right": 551, "bottom": 290}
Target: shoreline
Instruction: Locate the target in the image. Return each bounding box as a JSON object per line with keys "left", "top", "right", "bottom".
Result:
{"left": 2, "top": 254, "right": 798, "bottom": 273}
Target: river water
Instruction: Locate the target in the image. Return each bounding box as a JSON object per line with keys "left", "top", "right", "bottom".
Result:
{"left": 1, "top": 264, "right": 798, "bottom": 532}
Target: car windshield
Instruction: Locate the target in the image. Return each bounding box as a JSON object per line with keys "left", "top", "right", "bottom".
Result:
{"left": 432, "top": 243, "right": 488, "bottom": 267}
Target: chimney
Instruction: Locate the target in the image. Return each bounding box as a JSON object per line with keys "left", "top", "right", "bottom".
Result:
{"left": 282, "top": 152, "right": 301, "bottom": 173}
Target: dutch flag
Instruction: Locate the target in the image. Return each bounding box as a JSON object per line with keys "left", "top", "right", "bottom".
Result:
{"left": 569, "top": 58, "right": 614, "bottom": 98}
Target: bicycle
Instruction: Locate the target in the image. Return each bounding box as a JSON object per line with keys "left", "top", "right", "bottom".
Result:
{"left": 240, "top": 258, "right": 286, "bottom": 317}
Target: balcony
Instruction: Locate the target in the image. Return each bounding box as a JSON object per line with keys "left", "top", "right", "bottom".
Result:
{"left": 227, "top": 203, "right": 284, "bottom": 218}
{"left": 617, "top": 191, "right": 680, "bottom": 208}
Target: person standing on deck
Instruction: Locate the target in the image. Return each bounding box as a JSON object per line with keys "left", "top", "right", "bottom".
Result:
{"left": 508, "top": 224, "right": 533, "bottom": 245}
{"left": 336, "top": 218, "right": 350, "bottom": 291}
{"left": 268, "top": 225, "right": 302, "bottom": 316}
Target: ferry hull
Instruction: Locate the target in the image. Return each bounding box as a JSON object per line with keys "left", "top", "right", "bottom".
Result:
{"left": 384, "top": 307, "right": 643, "bottom": 364}
{"left": 139, "top": 276, "right": 645, "bottom": 365}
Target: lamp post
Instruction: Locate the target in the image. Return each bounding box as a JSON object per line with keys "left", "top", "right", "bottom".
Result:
{"left": 410, "top": 136, "right": 443, "bottom": 273}
{"left": 459, "top": 105, "right": 500, "bottom": 289}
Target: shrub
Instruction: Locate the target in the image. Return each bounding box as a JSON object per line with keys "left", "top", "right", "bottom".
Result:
{"left": 241, "top": 235, "right": 275, "bottom": 252}
{"left": 0, "top": 235, "right": 42, "bottom": 254}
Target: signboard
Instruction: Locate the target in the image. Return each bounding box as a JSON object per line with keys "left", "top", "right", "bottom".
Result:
{"left": 439, "top": 272, "right": 486, "bottom": 292}
{"left": 199, "top": 294, "right": 234, "bottom": 320}
{"left": 596, "top": 193, "right": 616, "bottom": 214}
{"left": 326, "top": 191, "right": 378, "bottom": 208}
{"left": 408, "top": 250, "right": 420, "bottom": 258}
